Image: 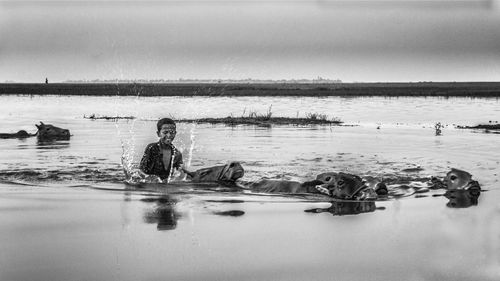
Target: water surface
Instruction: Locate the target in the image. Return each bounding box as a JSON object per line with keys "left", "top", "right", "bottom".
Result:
{"left": 0, "top": 95, "right": 499, "bottom": 281}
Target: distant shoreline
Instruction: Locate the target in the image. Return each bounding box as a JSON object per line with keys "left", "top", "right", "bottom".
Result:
{"left": 1, "top": 82, "right": 500, "bottom": 97}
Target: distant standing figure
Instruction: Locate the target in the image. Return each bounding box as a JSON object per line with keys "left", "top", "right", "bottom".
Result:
{"left": 139, "top": 118, "right": 185, "bottom": 182}
{"left": 435, "top": 122, "right": 443, "bottom": 136}
{"left": 45, "top": 78, "right": 48, "bottom": 84}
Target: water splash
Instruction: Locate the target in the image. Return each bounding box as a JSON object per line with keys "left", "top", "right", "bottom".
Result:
{"left": 116, "top": 86, "right": 141, "bottom": 181}
{"left": 185, "top": 123, "right": 197, "bottom": 168}
{"left": 117, "top": 120, "right": 139, "bottom": 180}
{"left": 123, "top": 168, "right": 163, "bottom": 185}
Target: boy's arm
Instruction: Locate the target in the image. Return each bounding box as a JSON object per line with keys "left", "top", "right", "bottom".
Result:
{"left": 139, "top": 144, "right": 154, "bottom": 174}
{"left": 173, "top": 151, "right": 193, "bottom": 178}
{"left": 173, "top": 150, "right": 184, "bottom": 170}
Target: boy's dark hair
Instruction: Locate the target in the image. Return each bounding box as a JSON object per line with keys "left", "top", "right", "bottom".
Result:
{"left": 157, "top": 118, "right": 176, "bottom": 132}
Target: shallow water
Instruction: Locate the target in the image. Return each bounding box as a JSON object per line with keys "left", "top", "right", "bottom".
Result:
{"left": 0, "top": 95, "right": 499, "bottom": 281}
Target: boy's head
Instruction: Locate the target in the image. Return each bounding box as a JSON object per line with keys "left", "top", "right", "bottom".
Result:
{"left": 156, "top": 118, "right": 177, "bottom": 145}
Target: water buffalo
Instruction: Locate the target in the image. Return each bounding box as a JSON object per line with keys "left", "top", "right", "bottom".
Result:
{"left": 313, "top": 172, "right": 388, "bottom": 200}
{"left": 249, "top": 172, "right": 387, "bottom": 200}
{"left": 183, "top": 162, "right": 244, "bottom": 184}
{"left": 248, "top": 179, "right": 325, "bottom": 194}
{"left": 0, "top": 130, "right": 33, "bottom": 139}
{"left": 429, "top": 168, "right": 481, "bottom": 191}
{"left": 0, "top": 122, "right": 70, "bottom": 140}
{"left": 35, "top": 122, "right": 70, "bottom": 141}
{"left": 444, "top": 168, "right": 481, "bottom": 190}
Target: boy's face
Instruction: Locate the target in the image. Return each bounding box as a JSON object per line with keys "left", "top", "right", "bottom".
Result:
{"left": 157, "top": 124, "right": 176, "bottom": 145}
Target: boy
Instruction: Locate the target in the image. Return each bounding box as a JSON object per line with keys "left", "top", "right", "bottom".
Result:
{"left": 139, "top": 118, "right": 184, "bottom": 182}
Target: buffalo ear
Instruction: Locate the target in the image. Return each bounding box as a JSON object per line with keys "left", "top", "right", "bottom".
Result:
{"left": 199, "top": 170, "right": 211, "bottom": 177}
{"left": 40, "top": 121, "right": 45, "bottom": 126}
{"left": 182, "top": 168, "right": 195, "bottom": 179}
{"left": 225, "top": 167, "right": 234, "bottom": 180}
{"left": 35, "top": 124, "right": 40, "bottom": 129}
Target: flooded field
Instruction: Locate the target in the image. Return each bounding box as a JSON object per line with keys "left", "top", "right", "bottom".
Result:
{"left": 0, "top": 95, "right": 499, "bottom": 281}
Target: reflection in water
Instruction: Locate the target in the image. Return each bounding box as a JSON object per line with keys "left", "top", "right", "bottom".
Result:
{"left": 36, "top": 139, "right": 70, "bottom": 149}
{"left": 142, "top": 195, "right": 180, "bottom": 231}
{"left": 212, "top": 210, "right": 245, "bottom": 217}
{"left": 305, "top": 201, "right": 382, "bottom": 216}
{"left": 204, "top": 199, "right": 245, "bottom": 203}
{"left": 444, "top": 189, "right": 481, "bottom": 208}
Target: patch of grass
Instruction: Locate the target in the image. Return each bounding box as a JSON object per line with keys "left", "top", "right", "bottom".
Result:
{"left": 457, "top": 123, "right": 500, "bottom": 130}
{"left": 84, "top": 114, "right": 136, "bottom": 120}
{"left": 245, "top": 105, "right": 273, "bottom": 120}
{"left": 305, "top": 112, "right": 328, "bottom": 121}
{"left": 306, "top": 112, "right": 342, "bottom": 123}
{"left": 178, "top": 106, "right": 342, "bottom": 126}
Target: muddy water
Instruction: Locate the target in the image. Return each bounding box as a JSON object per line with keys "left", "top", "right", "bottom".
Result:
{"left": 0, "top": 95, "right": 499, "bottom": 281}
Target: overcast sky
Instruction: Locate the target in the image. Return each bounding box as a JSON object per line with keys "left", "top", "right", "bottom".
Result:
{"left": 1, "top": 0, "right": 499, "bottom": 82}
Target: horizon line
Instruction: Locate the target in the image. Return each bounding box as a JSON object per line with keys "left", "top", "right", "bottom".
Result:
{"left": 3, "top": 80, "right": 500, "bottom": 84}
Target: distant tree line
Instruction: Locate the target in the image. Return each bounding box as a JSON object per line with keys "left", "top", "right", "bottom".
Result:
{"left": 63, "top": 77, "right": 343, "bottom": 84}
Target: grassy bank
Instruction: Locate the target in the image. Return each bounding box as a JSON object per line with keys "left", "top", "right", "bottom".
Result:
{"left": 84, "top": 107, "right": 342, "bottom": 126}
{"left": 177, "top": 116, "right": 342, "bottom": 126}
{"left": 457, "top": 124, "right": 500, "bottom": 130}
{"left": 1, "top": 82, "right": 500, "bottom": 97}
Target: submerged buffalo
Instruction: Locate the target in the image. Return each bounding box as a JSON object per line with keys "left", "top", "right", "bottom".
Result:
{"left": 124, "top": 159, "right": 480, "bottom": 203}
{"left": 434, "top": 168, "right": 482, "bottom": 208}
{"left": 312, "top": 169, "right": 481, "bottom": 200}
{"left": 248, "top": 178, "right": 326, "bottom": 194}
{"left": 443, "top": 168, "right": 481, "bottom": 190}
{"left": 313, "top": 172, "right": 388, "bottom": 199}
{"left": 183, "top": 162, "right": 245, "bottom": 184}
{"left": 0, "top": 122, "right": 70, "bottom": 141}
{"left": 0, "top": 130, "right": 33, "bottom": 139}
{"left": 249, "top": 172, "right": 388, "bottom": 200}
{"left": 35, "top": 122, "right": 70, "bottom": 141}
{"left": 430, "top": 168, "right": 481, "bottom": 191}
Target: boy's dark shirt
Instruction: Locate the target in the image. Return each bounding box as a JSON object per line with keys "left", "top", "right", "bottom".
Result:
{"left": 139, "top": 141, "right": 183, "bottom": 180}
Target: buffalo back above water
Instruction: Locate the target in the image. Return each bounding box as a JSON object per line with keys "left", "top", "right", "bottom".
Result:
{"left": 185, "top": 162, "right": 244, "bottom": 183}
{"left": 0, "top": 130, "right": 32, "bottom": 139}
